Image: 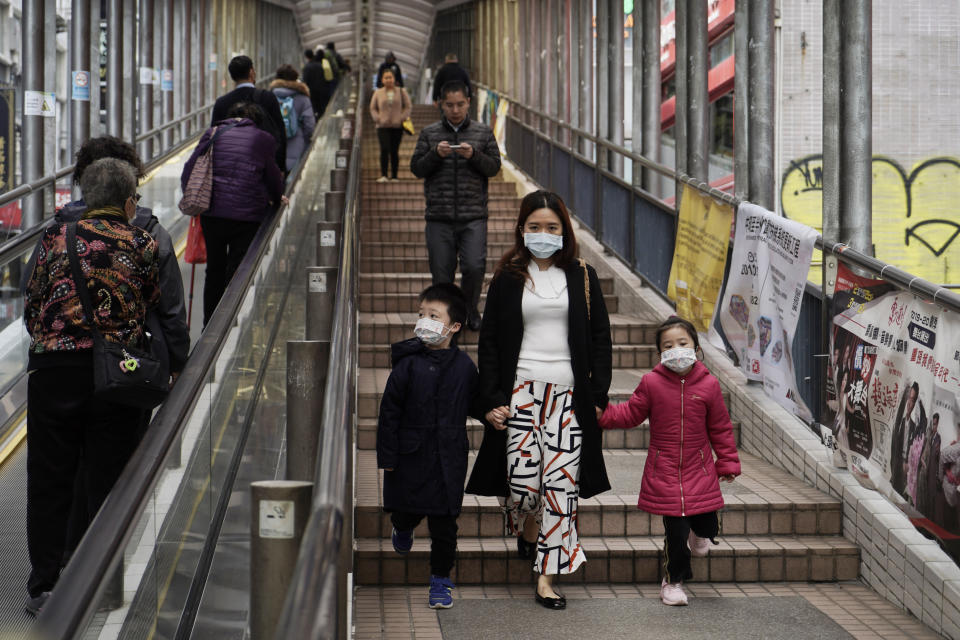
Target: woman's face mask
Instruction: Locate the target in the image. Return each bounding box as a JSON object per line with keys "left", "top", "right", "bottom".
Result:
{"left": 660, "top": 346, "right": 697, "bottom": 373}
{"left": 414, "top": 317, "right": 449, "bottom": 345}
{"left": 524, "top": 232, "right": 563, "bottom": 259}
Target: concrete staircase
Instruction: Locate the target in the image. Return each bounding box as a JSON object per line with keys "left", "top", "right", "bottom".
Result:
{"left": 353, "top": 105, "right": 858, "bottom": 589}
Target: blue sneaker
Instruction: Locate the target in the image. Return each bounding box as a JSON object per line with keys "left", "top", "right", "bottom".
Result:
{"left": 429, "top": 575, "right": 455, "bottom": 609}
{"left": 391, "top": 527, "right": 413, "bottom": 554}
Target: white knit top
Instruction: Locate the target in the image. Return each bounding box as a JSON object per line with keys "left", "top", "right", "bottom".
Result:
{"left": 515, "top": 262, "right": 574, "bottom": 387}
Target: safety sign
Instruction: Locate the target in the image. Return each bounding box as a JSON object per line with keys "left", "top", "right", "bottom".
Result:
{"left": 71, "top": 71, "right": 91, "bottom": 101}
{"left": 161, "top": 69, "right": 173, "bottom": 92}
{"left": 24, "top": 91, "right": 56, "bottom": 117}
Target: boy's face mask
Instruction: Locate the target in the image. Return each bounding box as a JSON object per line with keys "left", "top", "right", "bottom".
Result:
{"left": 414, "top": 317, "right": 449, "bottom": 345}
{"left": 660, "top": 346, "right": 697, "bottom": 372}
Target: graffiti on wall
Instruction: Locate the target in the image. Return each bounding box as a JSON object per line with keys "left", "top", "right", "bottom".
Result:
{"left": 781, "top": 155, "right": 960, "bottom": 285}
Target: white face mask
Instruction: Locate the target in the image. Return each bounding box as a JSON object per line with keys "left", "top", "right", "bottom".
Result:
{"left": 661, "top": 346, "right": 697, "bottom": 373}
{"left": 524, "top": 232, "right": 563, "bottom": 259}
{"left": 414, "top": 317, "right": 449, "bottom": 345}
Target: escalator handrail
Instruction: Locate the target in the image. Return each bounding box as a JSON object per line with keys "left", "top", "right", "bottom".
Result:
{"left": 29, "top": 76, "right": 338, "bottom": 639}
{"left": 272, "top": 75, "right": 366, "bottom": 639}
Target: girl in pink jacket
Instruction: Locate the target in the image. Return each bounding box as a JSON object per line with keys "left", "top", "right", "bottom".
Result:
{"left": 599, "top": 316, "right": 741, "bottom": 606}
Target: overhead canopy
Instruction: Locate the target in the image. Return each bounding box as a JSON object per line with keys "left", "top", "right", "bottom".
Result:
{"left": 292, "top": 0, "right": 443, "bottom": 83}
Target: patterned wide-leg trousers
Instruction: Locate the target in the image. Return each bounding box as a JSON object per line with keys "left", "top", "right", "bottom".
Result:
{"left": 503, "top": 378, "right": 584, "bottom": 575}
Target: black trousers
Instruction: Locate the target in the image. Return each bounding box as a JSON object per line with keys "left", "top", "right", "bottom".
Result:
{"left": 200, "top": 216, "right": 262, "bottom": 326}
{"left": 377, "top": 128, "right": 403, "bottom": 178}
{"left": 391, "top": 511, "right": 458, "bottom": 578}
{"left": 27, "top": 367, "right": 142, "bottom": 597}
{"left": 425, "top": 219, "right": 487, "bottom": 321}
{"left": 662, "top": 511, "right": 720, "bottom": 583}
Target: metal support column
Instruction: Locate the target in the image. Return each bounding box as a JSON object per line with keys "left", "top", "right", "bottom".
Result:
{"left": 748, "top": 0, "right": 776, "bottom": 210}
{"left": 122, "top": 0, "right": 136, "bottom": 142}
{"left": 249, "top": 481, "right": 313, "bottom": 640}
{"left": 106, "top": 0, "right": 123, "bottom": 136}
{"left": 822, "top": 0, "right": 840, "bottom": 244}
{"left": 838, "top": 0, "right": 872, "bottom": 254}
{"left": 595, "top": 0, "right": 609, "bottom": 170}
{"left": 641, "top": 0, "right": 661, "bottom": 195}
{"left": 198, "top": 0, "right": 207, "bottom": 133}
{"left": 139, "top": 0, "right": 154, "bottom": 160}
{"left": 286, "top": 341, "right": 330, "bottom": 482}
{"left": 734, "top": 0, "right": 750, "bottom": 201}
{"left": 607, "top": 0, "right": 624, "bottom": 177}
{"left": 21, "top": 0, "right": 44, "bottom": 228}
{"left": 162, "top": 0, "right": 174, "bottom": 149}
{"left": 70, "top": 0, "right": 91, "bottom": 159}
{"left": 578, "top": 0, "right": 592, "bottom": 158}
{"left": 687, "top": 0, "right": 709, "bottom": 182}
{"left": 674, "top": 0, "right": 688, "bottom": 191}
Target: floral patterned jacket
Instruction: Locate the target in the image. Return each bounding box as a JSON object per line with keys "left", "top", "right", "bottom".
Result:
{"left": 24, "top": 209, "right": 160, "bottom": 367}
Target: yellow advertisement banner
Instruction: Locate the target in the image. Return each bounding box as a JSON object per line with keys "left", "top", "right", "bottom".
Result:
{"left": 667, "top": 185, "right": 734, "bottom": 332}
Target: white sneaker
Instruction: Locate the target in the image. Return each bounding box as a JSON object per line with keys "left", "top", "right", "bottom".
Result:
{"left": 376, "top": 176, "right": 389, "bottom": 183}
{"left": 660, "top": 578, "right": 688, "bottom": 606}
{"left": 688, "top": 530, "right": 711, "bottom": 557}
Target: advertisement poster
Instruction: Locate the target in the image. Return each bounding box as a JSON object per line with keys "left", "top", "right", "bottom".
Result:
{"left": 717, "top": 202, "right": 816, "bottom": 420}
{"left": 667, "top": 185, "right": 734, "bottom": 332}
{"left": 829, "top": 264, "right": 960, "bottom": 534}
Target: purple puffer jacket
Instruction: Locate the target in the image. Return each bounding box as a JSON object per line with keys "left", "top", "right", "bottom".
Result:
{"left": 599, "top": 361, "right": 741, "bottom": 517}
{"left": 181, "top": 118, "right": 284, "bottom": 223}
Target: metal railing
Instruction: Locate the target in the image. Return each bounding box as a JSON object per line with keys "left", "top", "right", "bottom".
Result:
{"left": 272, "top": 79, "right": 364, "bottom": 640}
{"left": 30, "top": 77, "right": 347, "bottom": 639}
{"left": 473, "top": 81, "right": 960, "bottom": 423}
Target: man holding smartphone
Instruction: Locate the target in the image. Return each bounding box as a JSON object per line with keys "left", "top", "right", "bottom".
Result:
{"left": 411, "top": 81, "right": 502, "bottom": 331}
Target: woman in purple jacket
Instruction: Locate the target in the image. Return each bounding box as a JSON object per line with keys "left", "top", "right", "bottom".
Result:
{"left": 182, "top": 102, "right": 285, "bottom": 326}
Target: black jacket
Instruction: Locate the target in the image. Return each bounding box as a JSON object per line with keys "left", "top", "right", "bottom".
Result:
{"left": 22, "top": 200, "right": 190, "bottom": 374}
{"left": 376, "top": 61, "right": 404, "bottom": 88}
{"left": 211, "top": 86, "right": 287, "bottom": 172}
{"left": 465, "top": 262, "right": 613, "bottom": 499}
{"left": 302, "top": 59, "right": 335, "bottom": 114}
{"left": 409, "top": 116, "right": 501, "bottom": 222}
{"left": 432, "top": 62, "right": 472, "bottom": 102}
{"left": 377, "top": 339, "right": 481, "bottom": 515}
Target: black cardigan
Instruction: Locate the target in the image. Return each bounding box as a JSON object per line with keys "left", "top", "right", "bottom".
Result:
{"left": 465, "top": 261, "right": 613, "bottom": 499}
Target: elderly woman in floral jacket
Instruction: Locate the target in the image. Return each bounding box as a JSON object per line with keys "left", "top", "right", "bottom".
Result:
{"left": 23, "top": 158, "right": 159, "bottom": 614}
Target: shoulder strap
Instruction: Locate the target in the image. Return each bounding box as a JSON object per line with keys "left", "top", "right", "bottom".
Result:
{"left": 65, "top": 222, "right": 103, "bottom": 340}
{"left": 579, "top": 258, "right": 591, "bottom": 321}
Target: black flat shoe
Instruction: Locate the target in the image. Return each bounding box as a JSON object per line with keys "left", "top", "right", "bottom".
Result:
{"left": 535, "top": 592, "right": 566, "bottom": 610}
{"left": 517, "top": 536, "right": 537, "bottom": 559}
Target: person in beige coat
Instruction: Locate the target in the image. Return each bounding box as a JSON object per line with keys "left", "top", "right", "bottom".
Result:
{"left": 369, "top": 69, "right": 412, "bottom": 182}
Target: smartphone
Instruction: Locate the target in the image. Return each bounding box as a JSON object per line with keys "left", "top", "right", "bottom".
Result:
{"left": 448, "top": 144, "right": 462, "bottom": 149}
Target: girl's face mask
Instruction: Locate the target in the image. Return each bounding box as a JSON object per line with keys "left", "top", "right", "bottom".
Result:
{"left": 660, "top": 346, "right": 697, "bottom": 372}
{"left": 414, "top": 317, "right": 449, "bottom": 345}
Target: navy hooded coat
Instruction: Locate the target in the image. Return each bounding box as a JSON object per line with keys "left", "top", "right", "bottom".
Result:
{"left": 376, "top": 338, "right": 480, "bottom": 516}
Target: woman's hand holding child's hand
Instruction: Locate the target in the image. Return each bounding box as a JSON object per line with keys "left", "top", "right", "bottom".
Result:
{"left": 720, "top": 474, "right": 736, "bottom": 483}
{"left": 595, "top": 406, "right": 604, "bottom": 421}
{"left": 486, "top": 405, "right": 511, "bottom": 430}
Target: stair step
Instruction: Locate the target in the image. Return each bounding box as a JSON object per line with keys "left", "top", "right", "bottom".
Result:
{"left": 361, "top": 229, "right": 519, "bottom": 243}
{"left": 361, "top": 241, "right": 515, "bottom": 259}
{"left": 354, "top": 534, "right": 859, "bottom": 585}
{"left": 356, "top": 417, "right": 740, "bottom": 451}
{"left": 358, "top": 342, "right": 656, "bottom": 369}
{"left": 358, "top": 368, "right": 647, "bottom": 419}
{"left": 359, "top": 182, "right": 518, "bottom": 197}
{"left": 360, "top": 215, "right": 518, "bottom": 231}
{"left": 358, "top": 272, "right": 615, "bottom": 296}
{"left": 360, "top": 199, "right": 521, "bottom": 214}
{"left": 358, "top": 312, "right": 659, "bottom": 346}
{"left": 355, "top": 450, "right": 836, "bottom": 539}
{"left": 358, "top": 290, "right": 619, "bottom": 314}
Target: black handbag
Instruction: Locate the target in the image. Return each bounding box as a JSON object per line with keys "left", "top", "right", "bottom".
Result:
{"left": 66, "top": 222, "right": 169, "bottom": 409}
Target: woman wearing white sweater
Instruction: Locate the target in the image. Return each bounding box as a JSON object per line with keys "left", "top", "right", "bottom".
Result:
{"left": 465, "top": 190, "right": 613, "bottom": 610}
{"left": 369, "top": 69, "right": 411, "bottom": 181}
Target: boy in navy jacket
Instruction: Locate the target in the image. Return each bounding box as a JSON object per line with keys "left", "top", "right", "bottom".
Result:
{"left": 377, "top": 283, "right": 480, "bottom": 609}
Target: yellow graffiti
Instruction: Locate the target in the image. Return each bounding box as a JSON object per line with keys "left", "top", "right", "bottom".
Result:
{"left": 781, "top": 155, "right": 960, "bottom": 286}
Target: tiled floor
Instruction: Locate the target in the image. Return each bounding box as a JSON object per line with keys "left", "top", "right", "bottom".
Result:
{"left": 353, "top": 582, "right": 943, "bottom": 640}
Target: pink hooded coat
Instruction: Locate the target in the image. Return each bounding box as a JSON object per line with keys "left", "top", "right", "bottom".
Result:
{"left": 600, "top": 361, "right": 741, "bottom": 516}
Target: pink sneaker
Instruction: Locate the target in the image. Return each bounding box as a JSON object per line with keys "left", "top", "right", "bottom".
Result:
{"left": 688, "top": 530, "right": 711, "bottom": 557}
{"left": 660, "top": 578, "right": 688, "bottom": 606}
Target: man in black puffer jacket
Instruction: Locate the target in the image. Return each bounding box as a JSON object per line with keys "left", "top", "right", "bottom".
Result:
{"left": 410, "top": 81, "right": 501, "bottom": 330}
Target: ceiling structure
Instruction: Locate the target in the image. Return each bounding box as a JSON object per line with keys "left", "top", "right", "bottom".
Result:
{"left": 292, "top": 0, "right": 450, "bottom": 84}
